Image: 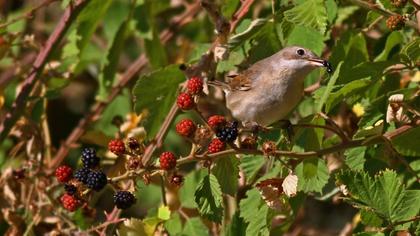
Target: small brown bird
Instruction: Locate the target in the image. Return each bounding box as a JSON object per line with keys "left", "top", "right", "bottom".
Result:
{"left": 209, "top": 46, "right": 332, "bottom": 127}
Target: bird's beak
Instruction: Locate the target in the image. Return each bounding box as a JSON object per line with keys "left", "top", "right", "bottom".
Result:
{"left": 307, "top": 58, "right": 333, "bottom": 73}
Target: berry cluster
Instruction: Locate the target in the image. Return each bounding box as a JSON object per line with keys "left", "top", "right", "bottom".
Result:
{"left": 176, "top": 76, "right": 204, "bottom": 110}
{"left": 216, "top": 121, "right": 239, "bottom": 142}
{"left": 160, "top": 151, "right": 177, "bottom": 170}
{"left": 386, "top": 15, "right": 405, "bottom": 31}
{"left": 176, "top": 119, "right": 196, "bottom": 137}
{"left": 55, "top": 140, "right": 142, "bottom": 211}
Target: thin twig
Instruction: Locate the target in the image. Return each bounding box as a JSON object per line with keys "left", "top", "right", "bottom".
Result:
{"left": 348, "top": 0, "right": 419, "bottom": 30}
{"left": 0, "top": 0, "right": 59, "bottom": 29}
{"left": 0, "top": 0, "right": 90, "bottom": 143}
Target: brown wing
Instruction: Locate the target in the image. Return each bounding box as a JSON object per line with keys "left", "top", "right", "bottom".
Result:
{"left": 226, "top": 66, "right": 261, "bottom": 91}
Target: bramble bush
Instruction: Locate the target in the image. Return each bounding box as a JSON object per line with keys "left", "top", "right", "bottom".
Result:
{"left": 0, "top": 0, "right": 419, "bottom": 235}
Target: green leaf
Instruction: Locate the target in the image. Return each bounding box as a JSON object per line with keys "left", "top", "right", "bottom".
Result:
{"left": 374, "top": 31, "right": 403, "bottom": 62}
{"left": 400, "top": 38, "right": 420, "bottom": 66}
{"left": 77, "top": 0, "right": 112, "bottom": 57}
{"left": 179, "top": 169, "right": 207, "bottom": 208}
{"left": 284, "top": 0, "right": 328, "bottom": 33}
{"left": 144, "top": 30, "right": 168, "bottom": 69}
{"left": 336, "top": 6, "right": 359, "bottom": 25}
{"left": 295, "top": 158, "right": 329, "bottom": 193}
{"left": 294, "top": 116, "right": 325, "bottom": 151}
{"left": 222, "top": 0, "right": 240, "bottom": 19}
{"left": 240, "top": 155, "right": 265, "bottom": 184}
{"left": 286, "top": 25, "right": 324, "bottom": 55}
{"left": 337, "top": 170, "right": 420, "bottom": 226}
{"left": 391, "top": 126, "right": 420, "bottom": 157}
{"left": 245, "top": 204, "right": 270, "bottom": 236}
{"left": 239, "top": 188, "right": 263, "bottom": 223}
{"left": 164, "top": 213, "right": 182, "bottom": 235}
{"left": 360, "top": 209, "right": 383, "bottom": 227}
{"left": 212, "top": 156, "right": 239, "bottom": 196}
{"left": 228, "top": 18, "right": 268, "bottom": 49}
{"left": 325, "top": 78, "right": 371, "bottom": 113}
{"left": 132, "top": 65, "right": 185, "bottom": 137}
{"left": 194, "top": 174, "right": 224, "bottom": 223}
{"left": 226, "top": 211, "right": 247, "bottom": 236}
{"left": 182, "top": 217, "right": 208, "bottom": 236}
{"left": 325, "top": 0, "right": 338, "bottom": 23}
{"left": 97, "top": 6, "right": 133, "bottom": 100}
{"left": 317, "top": 61, "right": 343, "bottom": 112}
{"left": 344, "top": 147, "right": 367, "bottom": 170}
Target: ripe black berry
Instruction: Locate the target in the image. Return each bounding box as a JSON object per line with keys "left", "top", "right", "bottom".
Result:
{"left": 114, "top": 191, "right": 136, "bottom": 209}
{"left": 81, "top": 148, "right": 100, "bottom": 168}
{"left": 74, "top": 167, "right": 91, "bottom": 184}
{"left": 64, "top": 184, "right": 78, "bottom": 196}
{"left": 86, "top": 170, "right": 108, "bottom": 191}
{"left": 216, "top": 121, "right": 238, "bottom": 142}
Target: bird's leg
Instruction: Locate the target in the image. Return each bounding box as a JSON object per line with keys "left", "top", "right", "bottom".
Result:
{"left": 274, "top": 120, "right": 294, "bottom": 144}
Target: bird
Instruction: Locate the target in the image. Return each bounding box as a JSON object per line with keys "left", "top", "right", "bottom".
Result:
{"left": 208, "top": 46, "right": 332, "bottom": 127}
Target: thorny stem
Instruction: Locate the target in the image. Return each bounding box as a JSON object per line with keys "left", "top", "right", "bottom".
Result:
{"left": 0, "top": 0, "right": 90, "bottom": 143}
{"left": 0, "top": 0, "right": 59, "bottom": 29}
{"left": 384, "top": 215, "right": 420, "bottom": 231}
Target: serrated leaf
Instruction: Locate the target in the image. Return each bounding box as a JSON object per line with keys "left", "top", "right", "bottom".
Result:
{"left": 391, "top": 126, "right": 420, "bottom": 157}
{"left": 240, "top": 155, "right": 265, "bottom": 184}
{"left": 194, "top": 174, "right": 224, "bottom": 223}
{"left": 77, "top": 0, "right": 112, "bottom": 57}
{"left": 360, "top": 209, "right": 383, "bottom": 227}
{"left": 344, "top": 147, "right": 367, "bottom": 170}
{"left": 98, "top": 8, "right": 133, "bottom": 100}
{"left": 245, "top": 204, "right": 270, "bottom": 236}
{"left": 337, "top": 170, "right": 420, "bottom": 226}
{"left": 325, "top": 0, "right": 338, "bottom": 23}
{"left": 144, "top": 29, "right": 168, "bottom": 69}
{"left": 325, "top": 78, "right": 371, "bottom": 113}
{"left": 179, "top": 169, "right": 207, "bottom": 208}
{"left": 182, "top": 217, "right": 208, "bottom": 236}
{"left": 286, "top": 25, "right": 324, "bottom": 55}
{"left": 132, "top": 65, "right": 185, "bottom": 137}
{"left": 239, "top": 188, "right": 263, "bottom": 223}
{"left": 284, "top": 0, "right": 327, "bottom": 33}
{"left": 295, "top": 158, "right": 329, "bottom": 193}
{"left": 212, "top": 156, "right": 239, "bottom": 196}
{"left": 400, "top": 38, "right": 420, "bottom": 66}
{"left": 226, "top": 211, "right": 247, "bottom": 236}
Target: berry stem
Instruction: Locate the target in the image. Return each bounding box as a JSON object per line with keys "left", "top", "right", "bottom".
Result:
{"left": 160, "top": 175, "right": 168, "bottom": 206}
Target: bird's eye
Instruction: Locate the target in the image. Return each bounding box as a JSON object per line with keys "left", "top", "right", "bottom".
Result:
{"left": 296, "top": 49, "right": 305, "bottom": 56}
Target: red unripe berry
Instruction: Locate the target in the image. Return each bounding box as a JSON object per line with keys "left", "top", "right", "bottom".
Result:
{"left": 159, "top": 152, "right": 177, "bottom": 170}
{"left": 187, "top": 77, "right": 203, "bottom": 95}
{"left": 60, "top": 193, "right": 80, "bottom": 212}
{"left": 108, "top": 139, "right": 126, "bottom": 155}
{"left": 177, "top": 93, "right": 194, "bottom": 110}
{"left": 55, "top": 165, "right": 73, "bottom": 183}
{"left": 176, "top": 119, "right": 196, "bottom": 137}
{"left": 207, "top": 115, "right": 226, "bottom": 130}
{"left": 208, "top": 138, "right": 226, "bottom": 153}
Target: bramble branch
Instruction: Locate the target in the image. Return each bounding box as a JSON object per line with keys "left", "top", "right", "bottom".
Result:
{"left": 0, "top": 0, "right": 90, "bottom": 142}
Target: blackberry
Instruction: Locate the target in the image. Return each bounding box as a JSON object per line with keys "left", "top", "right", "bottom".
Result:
{"left": 74, "top": 167, "right": 91, "bottom": 184}
{"left": 86, "top": 170, "right": 108, "bottom": 191}
{"left": 114, "top": 191, "right": 136, "bottom": 209}
{"left": 216, "top": 121, "right": 238, "bottom": 142}
{"left": 64, "top": 184, "right": 78, "bottom": 195}
{"left": 81, "top": 148, "right": 100, "bottom": 168}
